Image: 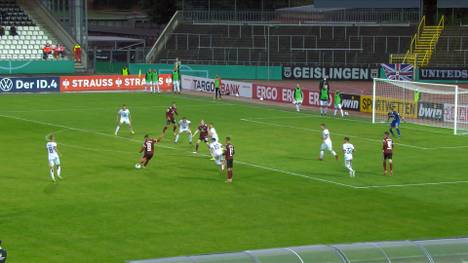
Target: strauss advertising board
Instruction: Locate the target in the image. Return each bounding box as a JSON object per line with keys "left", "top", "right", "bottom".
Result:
{"left": 181, "top": 75, "right": 252, "bottom": 98}
{"left": 59, "top": 74, "right": 173, "bottom": 92}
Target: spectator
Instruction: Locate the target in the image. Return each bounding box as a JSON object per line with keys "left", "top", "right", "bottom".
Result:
{"left": 9, "top": 25, "right": 17, "bottom": 36}
{"left": 52, "top": 44, "right": 59, "bottom": 59}
{"left": 57, "top": 44, "right": 65, "bottom": 59}
{"left": 0, "top": 25, "right": 4, "bottom": 38}
{"left": 121, "top": 65, "right": 129, "bottom": 76}
{"left": 42, "top": 43, "right": 52, "bottom": 60}
{"left": 73, "top": 43, "right": 81, "bottom": 63}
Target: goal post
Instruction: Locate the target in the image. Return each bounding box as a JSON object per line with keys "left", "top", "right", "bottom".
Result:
{"left": 372, "top": 78, "right": 468, "bottom": 135}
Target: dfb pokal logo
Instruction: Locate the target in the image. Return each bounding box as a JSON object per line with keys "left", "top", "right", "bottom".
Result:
{"left": 283, "top": 66, "right": 292, "bottom": 78}
{"left": 0, "top": 78, "right": 14, "bottom": 92}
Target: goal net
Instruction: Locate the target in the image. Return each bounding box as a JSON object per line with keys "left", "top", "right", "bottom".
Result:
{"left": 372, "top": 78, "right": 468, "bottom": 135}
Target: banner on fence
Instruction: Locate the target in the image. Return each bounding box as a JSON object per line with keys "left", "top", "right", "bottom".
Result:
{"left": 181, "top": 75, "right": 252, "bottom": 98}
{"left": 360, "top": 95, "right": 417, "bottom": 118}
{"left": 419, "top": 68, "right": 468, "bottom": 81}
{"left": 341, "top": 94, "right": 361, "bottom": 111}
{"left": 0, "top": 76, "right": 60, "bottom": 93}
{"left": 282, "top": 66, "right": 379, "bottom": 80}
{"left": 60, "top": 74, "right": 173, "bottom": 92}
{"left": 444, "top": 104, "right": 468, "bottom": 124}
{"left": 417, "top": 102, "right": 444, "bottom": 121}
{"left": 253, "top": 84, "right": 333, "bottom": 107}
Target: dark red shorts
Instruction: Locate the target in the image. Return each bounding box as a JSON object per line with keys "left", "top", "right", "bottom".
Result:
{"left": 226, "top": 159, "right": 234, "bottom": 168}
{"left": 166, "top": 119, "right": 176, "bottom": 126}
{"left": 383, "top": 152, "right": 393, "bottom": 160}
{"left": 144, "top": 153, "right": 154, "bottom": 160}
{"left": 199, "top": 135, "right": 208, "bottom": 142}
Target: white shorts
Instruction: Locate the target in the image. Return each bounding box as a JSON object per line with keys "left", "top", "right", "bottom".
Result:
{"left": 120, "top": 118, "right": 130, "bottom": 125}
{"left": 320, "top": 100, "right": 329, "bottom": 107}
{"left": 321, "top": 140, "right": 333, "bottom": 151}
{"left": 214, "top": 152, "right": 224, "bottom": 165}
{"left": 178, "top": 128, "right": 191, "bottom": 134}
{"left": 344, "top": 159, "right": 353, "bottom": 166}
{"left": 173, "top": 80, "right": 180, "bottom": 91}
{"left": 48, "top": 156, "right": 60, "bottom": 166}
{"left": 335, "top": 104, "right": 342, "bottom": 109}
{"left": 294, "top": 98, "right": 303, "bottom": 104}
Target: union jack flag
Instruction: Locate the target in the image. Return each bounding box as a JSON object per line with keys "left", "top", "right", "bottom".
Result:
{"left": 381, "top": 63, "right": 414, "bottom": 81}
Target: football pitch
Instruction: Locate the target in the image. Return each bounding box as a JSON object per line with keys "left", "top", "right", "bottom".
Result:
{"left": 1, "top": 92, "right": 468, "bottom": 263}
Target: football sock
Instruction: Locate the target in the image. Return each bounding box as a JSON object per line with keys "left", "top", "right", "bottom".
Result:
{"left": 195, "top": 143, "right": 199, "bottom": 152}
{"left": 389, "top": 128, "right": 394, "bottom": 136}
{"left": 175, "top": 134, "right": 179, "bottom": 143}
{"left": 227, "top": 170, "right": 233, "bottom": 179}
{"left": 50, "top": 168, "right": 55, "bottom": 181}
{"left": 173, "top": 126, "right": 177, "bottom": 132}
{"left": 295, "top": 104, "right": 300, "bottom": 112}
{"left": 163, "top": 126, "right": 168, "bottom": 133}
{"left": 389, "top": 162, "right": 393, "bottom": 172}
{"left": 157, "top": 86, "right": 160, "bottom": 93}
{"left": 189, "top": 134, "right": 193, "bottom": 143}
{"left": 334, "top": 109, "right": 337, "bottom": 116}
{"left": 383, "top": 161, "right": 387, "bottom": 171}
{"left": 331, "top": 150, "right": 337, "bottom": 156}
{"left": 340, "top": 109, "right": 344, "bottom": 117}
{"left": 396, "top": 128, "right": 401, "bottom": 137}
{"left": 115, "top": 126, "right": 120, "bottom": 134}
{"left": 57, "top": 166, "right": 61, "bottom": 177}
{"left": 320, "top": 151, "right": 324, "bottom": 159}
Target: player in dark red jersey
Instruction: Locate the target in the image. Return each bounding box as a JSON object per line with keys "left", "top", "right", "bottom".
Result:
{"left": 162, "top": 103, "right": 178, "bottom": 137}
{"left": 382, "top": 131, "right": 394, "bottom": 176}
{"left": 192, "top": 119, "right": 209, "bottom": 153}
{"left": 137, "top": 134, "right": 161, "bottom": 168}
{"left": 223, "top": 137, "right": 235, "bottom": 183}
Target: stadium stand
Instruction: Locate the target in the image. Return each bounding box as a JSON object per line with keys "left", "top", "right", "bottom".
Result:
{"left": 155, "top": 23, "right": 415, "bottom": 66}
{"left": 0, "top": 0, "right": 67, "bottom": 61}
{"left": 147, "top": 10, "right": 417, "bottom": 66}
{"left": 430, "top": 26, "right": 468, "bottom": 67}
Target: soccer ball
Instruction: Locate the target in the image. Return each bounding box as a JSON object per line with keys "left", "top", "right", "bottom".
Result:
{"left": 134, "top": 163, "right": 141, "bottom": 169}
{"left": 260, "top": 97, "right": 264, "bottom": 101}
{"left": 236, "top": 93, "right": 239, "bottom": 97}
{"left": 344, "top": 111, "right": 349, "bottom": 116}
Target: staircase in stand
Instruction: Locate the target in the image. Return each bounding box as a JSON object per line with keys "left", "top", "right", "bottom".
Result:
{"left": 390, "top": 16, "right": 445, "bottom": 67}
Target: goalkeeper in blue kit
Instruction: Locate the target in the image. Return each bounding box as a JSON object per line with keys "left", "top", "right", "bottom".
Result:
{"left": 387, "top": 108, "right": 402, "bottom": 138}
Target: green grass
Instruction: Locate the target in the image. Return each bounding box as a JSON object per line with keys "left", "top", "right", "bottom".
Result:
{"left": 1, "top": 92, "right": 468, "bottom": 263}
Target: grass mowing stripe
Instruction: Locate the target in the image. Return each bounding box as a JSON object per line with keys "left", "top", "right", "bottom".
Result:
{"left": 240, "top": 118, "right": 429, "bottom": 150}
{"left": 4, "top": 113, "right": 467, "bottom": 190}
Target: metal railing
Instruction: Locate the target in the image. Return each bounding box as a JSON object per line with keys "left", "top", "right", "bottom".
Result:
{"left": 145, "top": 11, "right": 182, "bottom": 63}
{"left": 127, "top": 238, "right": 468, "bottom": 263}
{"left": 181, "top": 9, "right": 420, "bottom": 25}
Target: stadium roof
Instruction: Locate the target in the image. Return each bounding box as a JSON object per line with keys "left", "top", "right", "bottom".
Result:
{"left": 314, "top": 0, "right": 420, "bottom": 9}
{"left": 438, "top": 0, "right": 468, "bottom": 8}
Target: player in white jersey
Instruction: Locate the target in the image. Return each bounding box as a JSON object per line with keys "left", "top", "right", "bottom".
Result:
{"left": 319, "top": 123, "right": 338, "bottom": 161}
{"left": 208, "top": 123, "right": 219, "bottom": 142}
{"left": 342, "top": 137, "right": 355, "bottom": 177}
{"left": 115, "top": 104, "right": 135, "bottom": 135}
{"left": 46, "top": 135, "right": 62, "bottom": 182}
{"left": 175, "top": 117, "right": 192, "bottom": 143}
{"left": 209, "top": 138, "right": 224, "bottom": 170}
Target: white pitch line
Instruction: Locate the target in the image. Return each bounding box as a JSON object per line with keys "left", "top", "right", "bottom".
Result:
{"left": 0, "top": 113, "right": 176, "bottom": 150}
{"left": 355, "top": 180, "right": 468, "bottom": 189}
{"left": 240, "top": 118, "right": 429, "bottom": 150}
{"left": 3, "top": 113, "right": 467, "bottom": 189}
{"left": 0, "top": 103, "right": 232, "bottom": 113}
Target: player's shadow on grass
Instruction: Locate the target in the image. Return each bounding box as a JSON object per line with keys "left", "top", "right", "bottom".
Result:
{"left": 43, "top": 183, "right": 59, "bottom": 195}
